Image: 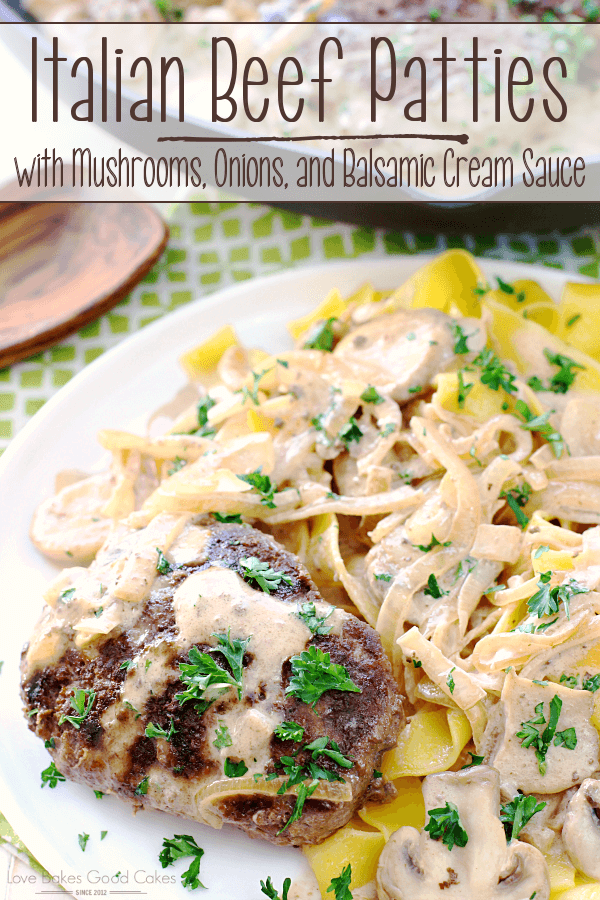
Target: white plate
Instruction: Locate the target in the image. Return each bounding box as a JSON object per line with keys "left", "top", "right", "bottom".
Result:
{"left": 0, "top": 256, "right": 594, "bottom": 900}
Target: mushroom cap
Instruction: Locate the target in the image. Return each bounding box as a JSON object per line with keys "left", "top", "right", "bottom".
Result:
{"left": 376, "top": 766, "right": 550, "bottom": 900}
{"left": 563, "top": 777, "right": 600, "bottom": 880}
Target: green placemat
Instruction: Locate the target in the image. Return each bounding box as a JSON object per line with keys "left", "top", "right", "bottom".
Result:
{"left": 1, "top": 200, "right": 600, "bottom": 869}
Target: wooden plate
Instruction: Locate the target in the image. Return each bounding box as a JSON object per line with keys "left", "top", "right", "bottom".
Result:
{"left": 0, "top": 201, "right": 169, "bottom": 368}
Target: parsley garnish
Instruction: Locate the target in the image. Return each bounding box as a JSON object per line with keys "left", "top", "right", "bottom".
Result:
{"left": 500, "top": 794, "right": 546, "bottom": 842}
{"left": 286, "top": 647, "right": 361, "bottom": 708}
{"left": 304, "top": 318, "right": 336, "bottom": 352}
{"left": 450, "top": 323, "right": 471, "bottom": 354}
{"left": 424, "top": 801, "right": 468, "bottom": 850}
{"left": 176, "top": 632, "right": 250, "bottom": 707}
{"left": 515, "top": 400, "right": 566, "bottom": 458}
{"left": 473, "top": 348, "right": 517, "bottom": 394}
{"left": 78, "top": 833, "right": 90, "bottom": 852}
{"left": 567, "top": 314, "right": 581, "bottom": 328}
{"left": 408, "top": 385, "right": 422, "bottom": 395}
{"left": 146, "top": 720, "right": 177, "bottom": 741}
{"left": 155, "top": 0, "right": 183, "bottom": 21}
{"left": 375, "top": 573, "right": 393, "bottom": 582}
{"left": 192, "top": 396, "right": 216, "bottom": 438}
{"left": 240, "top": 557, "right": 293, "bottom": 594}
{"left": 559, "top": 673, "right": 579, "bottom": 689}
{"left": 457, "top": 370, "right": 474, "bottom": 408}
{"left": 414, "top": 535, "right": 452, "bottom": 553}
{"left": 584, "top": 674, "right": 600, "bottom": 692}
{"left": 500, "top": 482, "right": 532, "bottom": 530}
{"left": 213, "top": 722, "right": 232, "bottom": 749}
{"left": 327, "top": 865, "right": 353, "bottom": 900}
{"left": 297, "top": 601, "right": 333, "bottom": 635}
{"left": 212, "top": 512, "right": 243, "bottom": 524}
{"left": 159, "top": 834, "right": 205, "bottom": 891}
{"left": 41, "top": 762, "right": 65, "bottom": 788}
{"left": 237, "top": 469, "right": 277, "bottom": 508}
{"left": 44, "top": 737, "right": 55, "bottom": 749}
{"left": 338, "top": 417, "right": 363, "bottom": 448}
{"left": 527, "top": 572, "right": 588, "bottom": 621}
{"left": 496, "top": 276, "right": 525, "bottom": 303}
{"left": 224, "top": 758, "right": 248, "bottom": 778}
{"left": 360, "top": 385, "right": 384, "bottom": 405}
{"left": 59, "top": 587, "right": 75, "bottom": 602}
{"left": 58, "top": 689, "right": 95, "bottom": 729}
{"left": 156, "top": 548, "right": 173, "bottom": 575}
{"left": 274, "top": 721, "right": 305, "bottom": 743}
{"left": 516, "top": 694, "right": 575, "bottom": 775}
{"left": 412, "top": 659, "right": 422, "bottom": 668}
{"left": 447, "top": 668, "right": 456, "bottom": 694}
{"left": 168, "top": 456, "right": 186, "bottom": 476}
{"left": 260, "top": 876, "right": 291, "bottom": 900}
{"left": 544, "top": 350, "right": 584, "bottom": 394}
{"left": 94, "top": 790, "right": 104, "bottom": 799}
{"left": 461, "top": 752, "right": 484, "bottom": 768}
{"left": 134, "top": 776, "right": 149, "bottom": 796}
{"left": 120, "top": 660, "right": 135, "bottom": 672}
{"left": 424, "top": 573, "right": 448, "bottom": 599}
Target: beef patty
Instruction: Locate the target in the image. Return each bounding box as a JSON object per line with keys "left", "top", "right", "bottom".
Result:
{"left": 21, "top": 515, "right": 404, "bottom": 846}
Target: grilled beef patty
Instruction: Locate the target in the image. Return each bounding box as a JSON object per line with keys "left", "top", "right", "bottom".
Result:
{"left": 21, "top": 517, "right": 403, "bottom": 845}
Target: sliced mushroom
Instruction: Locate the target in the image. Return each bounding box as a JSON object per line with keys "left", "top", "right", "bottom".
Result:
{"left": 485, "top": 672, "right": 599, "bottom": 794}
{"left": 333, "top": 309, "right": 485, "bottom": 404}
{"left": 376, "top": 766, "right": 550, "bottom": 900}
{"left": 563, "top": 778, "right": 600, "bottom": 879}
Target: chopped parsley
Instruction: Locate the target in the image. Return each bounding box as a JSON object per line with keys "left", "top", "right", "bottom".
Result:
{"left": 516, "top": 694, "right": 576, "bottom": 775}
{"left": 213, "top": 722, "right": 232, "bottom": 749}
{"left": 78, "top": 833, "right": 90, "bottom": 852}
{"left": 338, "top": 417, "right": 363, "bottom": 448}
{"left": 500, "top": 482, "right": 532, "bottom": 530}
{"left": 237, "top": 469, "right": 277, "bottom": 508}
{"left": 44, "top": 737, "right": 55, "bottom": 749}
{"left": 145, "top": 720, "right": 177, "bottom": 742}
{"left": 412, "top": 659, "right": 422, "bottom": 668}
{"left": 134, "top": 776, "right": 149, "bottom": 796}
{"left": 406, "top": 332, "right": 416, "bottom": 341}
{"left": 155, "top": 0, "right": 184, "bottom": 21}
{"left": 457, "top": 370, "right": 474, "bottom": 408}
{"left": 297, "top": 601, "right": 333, "bottom": 635}
{"left": 286, "top": 646, "right": 361, "bottom": 708}
{"left": 326, "top": 865, "right": 353, "bottom": 900}
{"left": 59, "top": 587, "right": 75, "bottom": 602}
{"left": 41, "top": 762, "right": 65, "bottom": 788}
{"left": 193, "top": 396, "right": 216, "bottom": 438}
{"left": 237, "top": 368, "right": 269, "bottom": 406}
{"left": 176, "top": 632, "right": 250, "bottom": 708}
{"left": 168, "top": 456, "right": 187, "bottom": 476}
{"left": 560, "top": 673, "right": 600, "bottom": 692}
{"left": 120, "top": 660, "right": 135, "bottom": 672}
{"left": 212, "top": 512, "right": 243, "bottom": 524}
{"left": 496, "top": 276, "right": 526, "bottom": 303}
{"left": 375, "top": 572, "right": 393, "bottom": 582}
{"left": 224, "top": 758, "right": 248, "bottom": 778}
{"left": 101, "top": 830, "right": 107, "bottom": 840}
{"left": 527, "top": 572, "right": 589, "bottom": 621}
{"left": 159, "top": 834, "right": 205, "bottom": 891}
{"left": 450, "top": 323, "right": 472, "bottom": 354}
{"left": 260, "top": 876, "right": 291, "bottom": 900}
{"left": 155, "top": 548, "right": 173, "bottom": 575}
{"left": 566, "top": 314, "right": 581, "bottom": 328}
{"left": 124, "top": 701, "right": 141, "bottom": 719}
{"left": 408, "top": 385, "right": 422, "bottom": 394}
{"left": 515, "top": 400, "right": 566, "bottom": 459}
{"left": 500, "top": 794, "right": 547, "bottom": 842}
{"left": 380, "top": 423, "right": 396, "bottom": 440}
{"left": 414, "top": 535, "right": 451, "bottom": 553}
{"left": 94, "top": 790, "right": 104, "bottom": 799}
{"left": 462, "top": 752, "right": 484, "bottom": 768}
{"left": 360, "top": 385, "right": 384, "bottom": 405}
{"left": 530, "top": 350, "right": 585, "bottom": 395}
{"left": 424, "top": 801, "right": 468, "bottom": 850}
{"left": 58, "top": 689, "right": 95, "bottom": 729}
{"left": 424, "top": 573, "right": 449, "bottom": 599}
{"left": 446, "top": 668, "right": 456, "bottom": 694}
{"left": 274, "top": 721, "right": 305, "bottom": 743}
{"left": 272, "top": 735, "right": 353, "bottom": 834}
{"left": 240, "top": 557, "right": 293, "bottom": 594}
{"left": 303, "top": 317, "right": 336, "bottom": 352}
{"left": 473, "top": 348, "right": 517, "bottom": 394}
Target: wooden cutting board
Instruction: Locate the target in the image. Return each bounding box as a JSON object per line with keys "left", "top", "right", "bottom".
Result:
{"left": 0, "top": 202, "right": 169, "bottom": 368}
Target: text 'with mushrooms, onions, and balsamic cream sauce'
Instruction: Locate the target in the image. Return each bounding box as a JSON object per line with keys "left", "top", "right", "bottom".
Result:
{"left": 22, "top": 250, "right": 600, "bottom": 898}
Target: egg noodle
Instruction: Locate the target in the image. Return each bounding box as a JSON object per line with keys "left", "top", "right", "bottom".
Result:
{"left": 31, "top": 251, "right": 600, "bottom": 898}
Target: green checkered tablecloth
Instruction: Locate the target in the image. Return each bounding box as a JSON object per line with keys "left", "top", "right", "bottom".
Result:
{"left": 2, "top": 201, "right": 600, "bottom": 456}
{"left": 1, "top": 200, "right": 600, "bottom": 876}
